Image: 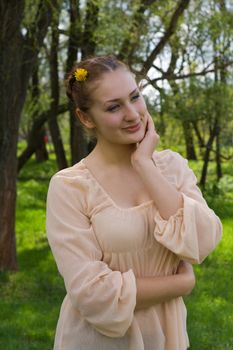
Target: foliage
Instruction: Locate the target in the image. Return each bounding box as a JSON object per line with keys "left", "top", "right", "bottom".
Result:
{"left": 161, "top": 79, "right": 233, "bottom": 146}
{"left": 20, "top": 88, "right": 52, "bottom": 140}
{"left": 18, "top": 0, "right": 233, "bottom": 166}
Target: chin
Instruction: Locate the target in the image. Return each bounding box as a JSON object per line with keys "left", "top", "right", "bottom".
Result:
{"left": 126, "top": 135, "right": 144, "bottom": 145}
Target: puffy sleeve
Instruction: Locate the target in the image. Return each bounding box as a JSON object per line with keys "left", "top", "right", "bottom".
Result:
{"left": 46, "top": 172, "right": 136, "bottom": 338}
{"left": 153, "top": 150, "right": 222, "bottom": 264}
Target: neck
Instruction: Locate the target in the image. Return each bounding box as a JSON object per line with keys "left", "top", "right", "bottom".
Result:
{"left": 90, "top": 139, "right": 137, "bottom": 166}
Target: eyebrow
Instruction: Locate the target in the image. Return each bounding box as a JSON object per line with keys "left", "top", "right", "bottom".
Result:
{"left": 104, "top": 88, "right": 139, "bottom": 104}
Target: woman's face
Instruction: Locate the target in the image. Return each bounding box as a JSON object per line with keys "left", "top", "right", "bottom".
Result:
{"left": 86, "top": 68, "right": 148, "bottom": 145}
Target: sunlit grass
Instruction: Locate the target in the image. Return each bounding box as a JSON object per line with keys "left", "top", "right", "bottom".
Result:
{"left": 186, "top": 214, "right": 233, "bottom": 349}
{"left": 0, "top": 154, "right": 64, "bottom": 350}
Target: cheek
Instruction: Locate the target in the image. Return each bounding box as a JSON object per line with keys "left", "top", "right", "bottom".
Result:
{"left": 105, "top": 115, "right": 123, "bottom": 128}
{"left": 96, "top": 117, "right": 120, "bottom": 132}
{"left": 90, "top": 111, "right": 117, "bottom": 130}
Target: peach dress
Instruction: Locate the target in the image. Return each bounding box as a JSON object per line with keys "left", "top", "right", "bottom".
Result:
{"left": 46, "top": 150, "right": 222, "bottom": 350}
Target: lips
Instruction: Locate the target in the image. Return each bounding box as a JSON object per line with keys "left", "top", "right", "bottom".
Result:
{"left": 124, "top": 122, "right": 141, "bottom": 133}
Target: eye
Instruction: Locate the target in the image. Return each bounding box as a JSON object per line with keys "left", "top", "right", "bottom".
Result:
{"left": 106, "top": 104, "right": 120, "bottom": 112}
{"left": 131, "top": 93, "right": 140, "bottom": 101}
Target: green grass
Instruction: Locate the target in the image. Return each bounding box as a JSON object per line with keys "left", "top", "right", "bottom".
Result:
{"left": 186, "top": 214, "right": 233, "bottom": 349}
{"left": 0, "top": 156, "right": 64, "bottom": 350}
{"left": 0, "top": 153, "right": 233, "bottom": 349}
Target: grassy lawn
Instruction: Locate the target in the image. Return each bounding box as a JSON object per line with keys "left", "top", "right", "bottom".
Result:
{"left": 186, "top": 205, "right": 233, "bottom": 349}
{"left": 0, "top": 153, "right": 233, "bottom": 349}
{"left": 0, "top": 157, "right": 64, "bottom": 350}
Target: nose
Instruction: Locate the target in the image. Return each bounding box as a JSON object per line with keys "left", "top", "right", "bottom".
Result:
{"left": 123, "top": 103, "right": 139, "bottom": 121}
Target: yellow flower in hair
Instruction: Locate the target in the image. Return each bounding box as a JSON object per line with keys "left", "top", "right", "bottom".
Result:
{"left": 74, "top": 68, "right": 88, "bottom": 81}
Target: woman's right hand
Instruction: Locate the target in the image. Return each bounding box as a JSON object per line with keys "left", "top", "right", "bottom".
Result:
{"left": 176, "top": 260, "right": 196, "bottom": 296}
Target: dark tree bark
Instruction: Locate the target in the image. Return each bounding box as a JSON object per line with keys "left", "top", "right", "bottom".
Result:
{"left": 215, "top": 131, "right": 222, "bottom": 180}
{"left": 182, "top": 120, "right": 197, "bottom": 160}
{"left": 167, "top": 45, "right": 197, "bottom": 161}
{"left": 66, "top": 0, "right": 99, "bottom": 165}
{"left": 31, "top": 63, "right": 49, "bottom": 163}
{"left": 0, "top": 0, "right": 52, "bottom": 270}
{"left": 35, "top": 128, "right": 49, "bottom": 162}
{"left": 66, "top": 0, "right": 88, "bottom": 165}
{"left": 48, "top": 1, "right": 68, "bottom": 170}
{"left": 80, "top": 0, "right": 99, "bottom": 155}
{"left": 17, "top": 104, "right": 68, "bottom": 172}
{"left": 199, "top": 119, "right": 219, "bottom": 188}
{"left": 215, "top": 32, "right": 228, "bottom": 180}
{"left": 199, "top": 69, "right": 220, "bottom": 188}
{"left": 66, "top": 0, "right": 81, "bottom": 165}
{"left": 192, "top": 121, "right": 205, "bottom": 148}
{"left": 81, "top": 0, "right": 99, "bottom": 59}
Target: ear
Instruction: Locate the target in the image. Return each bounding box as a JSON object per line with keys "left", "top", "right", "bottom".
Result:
{"left": 76, "top": 108, "right": 96, "bottom": 129}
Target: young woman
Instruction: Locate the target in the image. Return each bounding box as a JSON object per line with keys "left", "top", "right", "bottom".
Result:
{"left": 46, "top": 55, "right": 222, "bottom": 350}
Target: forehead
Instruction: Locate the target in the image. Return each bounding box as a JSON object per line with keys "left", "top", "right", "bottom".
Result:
{"left": 91, "top": 68, "right": 138, "bottom": 103}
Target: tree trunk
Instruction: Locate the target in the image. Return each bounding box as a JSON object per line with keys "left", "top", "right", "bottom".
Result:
{"left": 0, "top": 132, "right": 18, "bottom": 270}
{"left": 70, "top": 117, "right": 88, "bottom": 163}
{"left": 182, "top": 120, "right": 197, "bottom": 160}
{"left": 215, "top": 130, "right": 222, "bottom": 180}
{"left": 81, "top": 0, "right": 99, "bottom": 59}
{"left": 192, "top": 121, "right": 205, "bottom": 157}
{"left": 199, "top": 120, "right": 218, "bottom": 188}
{"left": 0, "top": 0, "right": 52, "bottom": 270}
{"left": 48, "top": 4, "right": 68, "bottom": 170}
{"left": 66, "top": 0, "right": 88, "bottom": 164}
{"left": 0, "top": 1, "right": 24, "bottom": 270}
{"left": 17, "top": 104, "right": 68, "bottom": 172}
{"left": 31, "top": 62, "right": 48, "bottom": 163}
{"left": 35, "top": 127, "right": 49, "bottom": 162}
{"left": 66, "top": 0, "right": 100, "bottom": 164}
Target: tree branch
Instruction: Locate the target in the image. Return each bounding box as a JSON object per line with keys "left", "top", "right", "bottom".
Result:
{"left": 149, "top": 59, "right": 233, "bottom": 84}
{"left": 17, "top": 103, "right": 68, "bottom": 172}
{"left": 22, "top": 0, "right": 54, "bottom": 81}
{"left": 117, "top": 0, "right": 158, "bottom": 64}
{"left": 142, "top": 0, "right": 191, "bottom": 74}
{"left": 81, "top": 0, "right": 99, "bottom": 58}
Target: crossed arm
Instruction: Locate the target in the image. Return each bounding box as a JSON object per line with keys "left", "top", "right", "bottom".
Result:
{"left": 131, "top": 113, "right": 219, "bottom": 310}
{"left": 136, "top": 261, "right": 195, "bottom": 310}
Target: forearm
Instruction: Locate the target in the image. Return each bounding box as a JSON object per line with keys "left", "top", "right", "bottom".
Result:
{"left": 133, "top": 158, "right": 183, "bottom": 220}
{"left": 136, "top": 271, "right": 194, "bottom": 310}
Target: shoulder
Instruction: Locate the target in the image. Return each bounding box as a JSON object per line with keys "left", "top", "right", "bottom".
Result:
{"left": 47, "top": 159, "right": 91, "bottom": 203}
{"left": 49, "top": 159, "right": 88, "bottom": 188}
{"left": 47, "top": 159, "right": 106, "bottom": 212}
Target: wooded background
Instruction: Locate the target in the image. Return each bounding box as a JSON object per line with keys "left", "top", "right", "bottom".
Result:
{"left": 0, "top": 0, "right": 232, "bottom": 271}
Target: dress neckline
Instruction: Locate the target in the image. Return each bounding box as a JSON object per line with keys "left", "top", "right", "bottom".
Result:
{"left": 80, "top": 159, "right": 154, "bottom": 211}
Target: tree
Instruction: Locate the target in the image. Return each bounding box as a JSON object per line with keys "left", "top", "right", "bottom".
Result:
{"left": 0, "top": 0, "right": 53, "bottom": 270}
{"left": 5, "top": 0, "right": 233, "bottom": 270}
{"left": 48, "top": 0, "right": 68, "bottom": 170}
{"left": 18, "top": 103, "right": 68, "bottom": 172}
{"left": 31, "top": 62, "right": 49, "bottom": 163}
{"left": 66, "top": 0, "right": 100, "bottom": 164}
